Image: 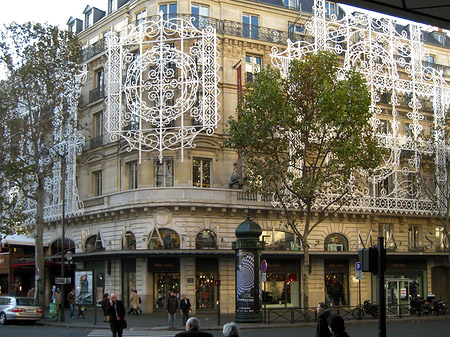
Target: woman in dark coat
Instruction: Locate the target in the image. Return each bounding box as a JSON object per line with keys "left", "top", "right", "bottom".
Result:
{"left": 316, "top": 302, "right": 332, "bottom": 337}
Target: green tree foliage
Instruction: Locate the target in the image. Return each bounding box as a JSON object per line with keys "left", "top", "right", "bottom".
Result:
{"left": 225, "top": 51, "right": 384, "bottom": 308}
{"left": 0, "top": 22, "right": 82, "bottom": 305}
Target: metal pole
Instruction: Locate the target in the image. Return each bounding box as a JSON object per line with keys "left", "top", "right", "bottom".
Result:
{"left": 217, "top": 280, "right": 220, "bottom": 326}
{"left": 377, "top": 236, "right": 386, "bottom": 337}
{"left": 60, "top": 154, "right": 66, "bottom": 323}
{"left": 358, "top": 279, "right": 361, "bottom": 307}
{"left": 94, "top": 268, "right": 97, "bottom": 325}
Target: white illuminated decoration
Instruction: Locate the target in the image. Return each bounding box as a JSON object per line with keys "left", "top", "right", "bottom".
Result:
{"left": 105, "top": 12, "right": 220, "bottom": 162}
{"left": 270, "top": 0, "right": 450, "bottom": 214}
{"left": 19, "top": 67, "right": 87, "bottom": 223}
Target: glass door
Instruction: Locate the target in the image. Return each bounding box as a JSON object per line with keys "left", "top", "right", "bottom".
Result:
{"left": 154, "top": 273, "right": 180, "bottom": 310}
{"left": 386, "top": 278, "right": 412, "bottom": 316}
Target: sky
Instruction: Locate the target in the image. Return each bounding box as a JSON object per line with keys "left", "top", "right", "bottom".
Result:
{"left": 0, "top": 0, "right": 107, "bottom": 28}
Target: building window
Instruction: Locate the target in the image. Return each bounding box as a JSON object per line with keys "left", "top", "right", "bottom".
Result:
{"left": 284, "top": 0, "right": 298, "bottom": 10}
{"left": 155, "top": 158, "right": 174, "bottom": 187}
{"left": 288, "top": 22, "right": 303, "bottom": 34}
{"left": 85, "top": 234, "right": 104, "bottom": 252}
{"left": 408, "top": 225, "right": 420, "bottom": 251}
{"left": 85, "top": 11, "right": 93, "bottom": 28}
{"left": 122, "top": 231, "right": 136, "bottom": 250}
{"left": 325, "top": 259, "right": 348, "bottom": 306}
{"left": 261, "top": 230, "right": 300, "bottom": 250}
{"left": 425, "top": 54, "right": 436, "bottom": 68}
{"left": 377, "top": 176, "right": 393, "bottom": 197}
{"left": 245, "top": 55, "right": 261, "bottom": 83}
{"left": 91, "top": 112, "right": 104, "bottom": 148}
{"left": 136, "top": 9, "right": 147, "bottom": 30}
{"left": 193, "top": 158, "right": 211, "bottom": 188}
{"left": 324, "top": 233, "right": 348, "bottom": 251}
{"left": 148, "top": 229, "right": 180, "bottom": 249}
{"left": 242, "top": 14, "right": 259, "bottom": 39}
{"left": 325, "top": 1, "right": 336, "bottom": 16}
{"left": 90, "top": 69, "right": 105, "bottom": 103}
{"left": 51, "top": 238, "right": 76, "bottom": 255}
{"left": 127, "top": 161, "right": 138, "bottom": 189}
{"left": 196, "top": 230, "right": 217, "bottom": 249}
{"left": 435, "top": 226, "right": 448, "bottom": 252}
{"left": 108, "top": 0, "right": 118, "bottom": 14}
{"left": 93, "top": 170, "right": 103, "bottom": 196}
{"left": 434, "top": 33, "right": 445, "bottom": 45}
{"left": 191, "top": 4, "right": 209, "bottom": 29}
{"left": 160, "top": 3, "right": 177, "bottom": 19}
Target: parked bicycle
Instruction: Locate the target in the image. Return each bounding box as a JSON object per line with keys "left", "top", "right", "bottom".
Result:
{"left": 352, "top": 300, "right": 379, "bottom": 320}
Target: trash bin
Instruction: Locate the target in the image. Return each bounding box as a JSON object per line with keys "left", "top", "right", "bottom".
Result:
{"left": 49, "top": 302, "right": 58, "bottom": 318}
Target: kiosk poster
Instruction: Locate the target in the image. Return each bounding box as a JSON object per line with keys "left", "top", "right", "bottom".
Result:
{"left": 75, "top": 271, "right": 93, "bottom": 305}
{"left": 236, "top": 251, "right": 255, "bottom": 313}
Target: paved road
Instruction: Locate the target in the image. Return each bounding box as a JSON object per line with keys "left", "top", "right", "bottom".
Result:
{"left": 1, "top": 319, "right": 449, "bottom": 336}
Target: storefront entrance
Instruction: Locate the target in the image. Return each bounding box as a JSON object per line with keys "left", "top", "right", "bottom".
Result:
{"left": 324, "top": 260, "right": 349, "bottom": 306}
{"left": 154, "top": 273, "right": 180, "bottom": 310}
{"left": 196, "top": 258, "right": 217, "bottom": 310}
{"left": 385, "top": 278, "right": 413, "bottom": 316}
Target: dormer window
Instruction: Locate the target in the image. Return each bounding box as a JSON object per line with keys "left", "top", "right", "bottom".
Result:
{"left": 284, "top": 0, "right": 298, "bottom": 10}
{"left": 434, "top": 32, "right": 445, "bottom": 45}
{"left": 325, "top": 1, "right": 336, "bottom": 17}
{"left": 108, "top": 0, "right": 118, "bottom": 14}
{"left": 85, "top": 11, "right": 93, "bottom": 28}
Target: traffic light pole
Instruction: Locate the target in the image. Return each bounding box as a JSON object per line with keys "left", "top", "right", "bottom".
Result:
{"left": 377, "top": 236, "right": 386, "bottom": 337}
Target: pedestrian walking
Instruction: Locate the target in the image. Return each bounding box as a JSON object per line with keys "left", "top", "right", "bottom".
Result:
{"left": 223, "top": 322, "right": 240, "bottom": 337}
{"left": 327, "top": 314, "right": 350, "bottom": 337}
{"left": 175, "top": 317, "right": 213, "bottom": 337}
{"left": 107, "top": 293, "right": 126, "bottom": 337}
{"left": 316, "top": 302, "right": 332, "bottom": 337}
{"left": 54, "top": 288, "right": 62, "bottom": 321}
{"left": 101, "top": 293, "right": 110, "bottom": 322}
{"left": 67, "top": 288, "right": 76, "bottom": 319}
{"left": 180, "top": 293, "right": 191, "bottom": 326}
{"left": 167, "top": 290, "right": 178, "bottom": 329}
{"left": 129, "top": 289, "right": 139, "bottom": 315}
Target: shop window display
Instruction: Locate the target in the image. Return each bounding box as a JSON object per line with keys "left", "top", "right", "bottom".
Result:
{"left": 196, "top": 258, "right": 218, "bottom": 310}
{"left": 260, "top": 230, "right": 300, "bottom": 250}
{"left": 148, "top": 229, "right": 180, "bottom": 249}
{"left": 196, "top": 230, "right": 217, "bottom": 249}
{"left": 154, "top": 273, "right": 180, "bottom": 309}
{"left": 262, "top": 272, "right": 299, "bottom": 307}
{"left": 324, "top": 233, "right": 348, "bottom": 251}
{"left": 324, "top": 260, "right": 349, "bottom": 306}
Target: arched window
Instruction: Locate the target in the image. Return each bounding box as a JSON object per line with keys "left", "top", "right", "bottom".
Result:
{"left": 85, "top": 233, "right": 105, "bottom": 252}
{"left": 260, "top": 230, "right": 300, "bottom": 251}
{"left": 324, "top": 233, "right": 348, "bottom": 251}
{"left": 51, "top": 238, "right": 76, "bottom": 255}
{"left": 122, "top": 231, "right": 136, "bottom": 250}
{"left": 148, "top": 229, "right": 180, "bottom": 249}
{"left": 196, "top": 230, "right": 217, "bottom": 249}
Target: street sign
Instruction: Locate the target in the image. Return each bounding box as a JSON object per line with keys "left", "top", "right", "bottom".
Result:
{"left": 356, "top": 262, "right": 363, "bottom": 280}
{"left": 261, "top": 260, "right": 268, "bottom": 273}
{"left": 262, "top": 272, "right": 266, "bottom": 282}
{"left": 55, "top": 277, "right": 67, "bottom": 284}
{"left": 66, "top": 277, "right": 71, "bottom": 283}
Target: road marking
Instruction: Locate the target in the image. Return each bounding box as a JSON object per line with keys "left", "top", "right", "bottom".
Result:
{"left": 87, "top": 329, "right": 175, "bottom": 337}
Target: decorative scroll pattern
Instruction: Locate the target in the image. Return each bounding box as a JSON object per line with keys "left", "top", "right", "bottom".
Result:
{"left": 270, "top": 0, "right": 450, "bottom": 215}
{"left": 105, "top": 12, "right": 220, "bottom": 162}
{"left": 20, "top": 67, "right": 87, "bottom": 223}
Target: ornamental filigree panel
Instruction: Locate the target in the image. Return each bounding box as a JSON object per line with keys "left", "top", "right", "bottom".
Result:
{"left": 105, "top": 13, "right": 220, "bottom": 162}
{"left": 270, "top": 0, "right": 450, "bottom": 215}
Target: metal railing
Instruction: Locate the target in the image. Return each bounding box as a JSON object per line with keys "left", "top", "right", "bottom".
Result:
{"left": 89, "top": 85, "right": 105, "bottom": 103}
{"left": 82, "top": 14, "right": 312, "bottom": 61}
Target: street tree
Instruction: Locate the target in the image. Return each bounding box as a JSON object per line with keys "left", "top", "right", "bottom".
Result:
{"left": 225, "top": 51, "right": 384, "bottom": 309}
{"left": 0, "top": 22, "right": 83, "bottom": 305}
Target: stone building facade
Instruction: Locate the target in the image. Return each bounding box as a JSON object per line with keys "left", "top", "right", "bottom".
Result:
{"left": 41, "top": 0, "right": 450, "bottom": 315}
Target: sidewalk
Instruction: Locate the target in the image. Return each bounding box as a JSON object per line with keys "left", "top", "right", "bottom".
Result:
{"left": 38, "top": 307, "right": 449, "bottom": 331}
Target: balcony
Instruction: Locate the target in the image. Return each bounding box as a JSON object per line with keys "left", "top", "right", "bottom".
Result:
{"left": 89, "top": 85, "right": 105, "bottom": 103}
{"left": 82, "top": 38, "right": 105, "bottom": 61}
{"left": 89, "top": 135, "right": 104, "bottom": 149}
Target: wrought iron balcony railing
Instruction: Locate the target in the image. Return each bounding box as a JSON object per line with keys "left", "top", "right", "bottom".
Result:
{"left": 82, "top": 14, "right": 312, "bottom": 61}
{"left": 89, "top": 85, "right": 105, "bottom": 103}
{"left": 89, "top": 135, "right": 104, "bottom": 149}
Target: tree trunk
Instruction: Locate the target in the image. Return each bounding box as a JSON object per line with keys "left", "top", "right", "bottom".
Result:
{"left": 35, "top": 176, "right": 45, "bottom": 306}
{"left": 302, "top": 241, "right": 310, "bottom": 312}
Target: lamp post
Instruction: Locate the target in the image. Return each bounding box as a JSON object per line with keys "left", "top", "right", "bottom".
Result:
{"left": 56, "top": 151, "right": 66, "bottom": 323}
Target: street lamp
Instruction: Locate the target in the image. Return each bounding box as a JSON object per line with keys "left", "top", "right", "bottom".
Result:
{"left": 55, "top": 151, "right": 66, "bottom": 323}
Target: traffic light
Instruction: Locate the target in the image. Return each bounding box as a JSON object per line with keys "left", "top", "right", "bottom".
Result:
{"left": 215, "top": 280, "right": 221, "bottom": 286}
{"left": 358, "top": 247, "right": 378, "bottom": 274}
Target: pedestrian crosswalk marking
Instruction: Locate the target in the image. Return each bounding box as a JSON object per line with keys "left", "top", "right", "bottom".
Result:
{"left": 87, "top": 329, "right": 175, "bottom": 337}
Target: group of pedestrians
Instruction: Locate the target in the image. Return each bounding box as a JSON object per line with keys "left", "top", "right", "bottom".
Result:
{"left": 175, "top": 317, "right": 240, "bottom": 337}
{"left": 167, "top": 291, "right": 192, "bottom": 329}
{"left": 316, "top": 302, "right": 350, "bottom": 337}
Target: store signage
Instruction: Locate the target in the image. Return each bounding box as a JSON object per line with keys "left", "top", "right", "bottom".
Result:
{"left": 148, "top": 258, "right": 180, "bottom": 272}
{"left": 55, "top": 278, "right": 67, "bottom": 284}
